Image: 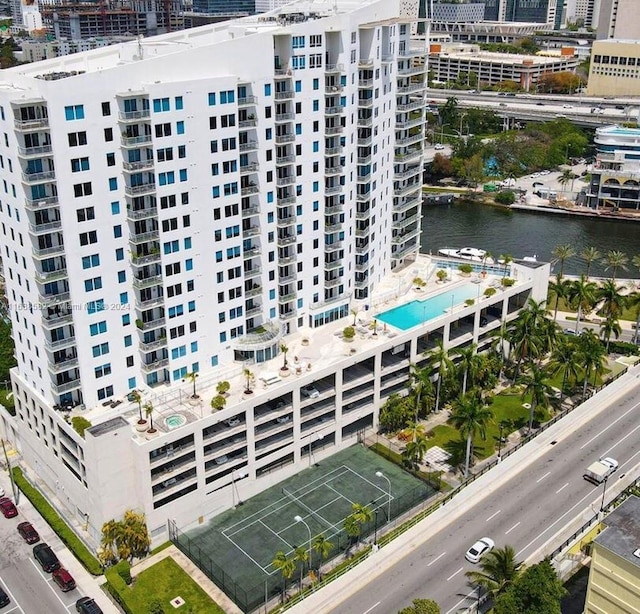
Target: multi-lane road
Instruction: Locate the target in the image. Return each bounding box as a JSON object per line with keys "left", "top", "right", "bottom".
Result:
{"left": 288, "top": 368, "right": 640, "bottom": 614}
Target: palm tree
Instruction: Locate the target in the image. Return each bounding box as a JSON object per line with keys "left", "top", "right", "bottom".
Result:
{"left": 558, "top": 170, "right": 576, "bottom": 194}
{"left": 448, "top": 392, "right": 493, "bottom": 478}
{"left": 143, "top": 401, "right": 155, "bottom": 432}
{"left": 596, "top": 279, "right": 627, "bottom": 320}
{"left": 243, "top": 368, "right": 255, "bottom": 394}
{"left": 294, "top": 545, "right": 309, "bottom": 589}
{"left": 130, "top": 389, "right": 144, "bottom": 423}
{"left": 491, "top": 320, "right": 512, "bottom": 377}
{"left": 552, "top": 244, "right": 575, "bottom": 279}
{"left": 632, "top": 254, "right": 640, "bottom": 279}
{"left": 272, "top": 551, "right": 296, "bottom": 599}
{"left": 311, "top": 535, "right": 333, "bottom": 579}
{"left": 548, "top": 274, "right": 571, "bottom": 322}
{"left": 402, "top": 434, "right": 429, "bottom": 472}
{"left": 465, "top": 545, "right": 523, "bottom": 599}
{"left": 549, "top": 338, "right": 581, "bottom": 400}
{"left": 499, "top": 254, "right": 512, "bottom": 279}
{"left": 344, "top": 503, "right": 373, "bottom": 545}
{"left": 427, "top": 340, "right": 452, "bottom": 414}
{"left": 280, "top": 343, "right": 289, "bottom": 370}
{"left": 350, "top": 307, "right": 359, "bottom": 326}
{"left": 577, "top": 330, "right": 607, "bottom": 401}
{"left": 519, "top": 364, "right": 552, "bottom": 431}
{"left": 568, "top": 275, "right": 597, "bottom": 333}
{"left": 408, "top": 363, "right": 434, "bottom": 423}
{"left": 455, "top": 343, "right": 478, "bottom": 395}
{"left": 509, "top": 298, "right": 549, "bottom": 380}
{"left": 183, "top": 371, "right": 199, "bottom": 398}
{"left": 602, "top": 250, "right": 628, "bottom": 281}
{"left": 581, "top": 247, "right": 601, "bottom": 280}
{"left": 599, "top": 315, "right": 622, "bottom": 352}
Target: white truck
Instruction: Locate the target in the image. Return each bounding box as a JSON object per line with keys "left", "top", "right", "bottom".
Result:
{"left": 584, "top": 457, "right": 618, "bottom": 484}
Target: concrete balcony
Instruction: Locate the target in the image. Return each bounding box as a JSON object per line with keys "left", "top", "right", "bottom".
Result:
{"left": 138, "top": 296, "right": 164, "bottom": 309}
{"left": 325, "top": 85, "right": 344, "bottom": 93}
{"left": 48, "top": 357, "right": 79, "bottom": 374}
{"left": 244, "top": 248, "right": 261, "bottom": 260}
{"left": 18, "top": 144, "right": 53, "bottom": 157}
{"left": 29, "top": 220, "right": 62, "bottom": 235}
{"left": 127, "top": 206, "right": 158, "bottom": 221}
{"left": 394, "top": 166, "right": 421, "bottom": 181}
{"left": 391, "top": 227, "right": 421, "bottom": 245}
{"left": 393, "top": 195, "right": 421, "bottom": 214}
{"left": 129, "top": 230, "right": 159, "bottom": 244}
{"left": 397, "top": 101, "right": 423, "bottom": 112}
{"left": 391, "top": 242, "right": 420, "bottom": 260}
{"left": 123, "top": 159, "right": 154, "bottom": 172}
{"left": 140, "top": 338, "right": 167, "bottom": 352}
{"left": 22, "top": 170, "right": 56, "bottom": 184}
{"left": 394, "top": 182, "right": 421, "bottom": 198}
{"left": 36, "top": 268, "right": 68, "bottom": 283}
{"left": 240, "top": 162, "right": 259, "bottom": 174}
{"left": 325, "top": 63, "right": 345, "bottom": 73}
{"left": 131, "top": 252, "right": 161, "bottom": 266}
{"left": 133, "top": 275, "right": 163, "bottom": 290}
{"left": 121, "top": 134, "right": 152, "bottom": 147}
{"left": 40, "top": 291, "right": 70, "bottom": 306}
{"left": 14, "top": 118, "right": 49, "bottom": 130}
{"left": 239, "top": 141, "right": 258, "bottom": 152}
{"left": 238, "top": 96, "right": 257, "bottom": 106}
{"left": 242, "top": 204, "right": 260, "bottom": 218}
{"left": 52, "top": 379, "right": 81, "bottom": 394}
{"left": 25, "top": 195, "right": 58, "bottom": 210}
{"left": 244, "top": 266, "right": 262, "bottom": 279}
{"left": 358, "top": 98, "right": 374, "bottom": 109}
{"left": 277, "top": 235, "right": 296, "bottom": 247}
{"left": 243, "top": 227, "right": 260, "bottom": 238}
{"left": 396, "top": 133, "right": 423, "bottom": 147}
{"left": 42, "top": 313, "right": 73, "bottom": 330}
{"left": 398, "top": 65, "right": 426, "bottom": 76}
{"left": 325, "top": 165, "right": 345, "bottom": 176}
{"left": 325, "top": 146, "right": 343, "bottom": 155}
{"left": 396, "top": 117, "right": 424, "bottom": 130}
{"left": 277, "top": 195, "right": 297, "bottom": 206}
{"left": 325, "top": 203, "right": 343, "bottom": 215}
{"left": 325, "top": 106, "right": 345, "bottom": 116}
{"left": 45, "top": 336, "right": 76, "bottom": 351}
{"left": 241, "top": 185, "right": 259, "bottom": 196}
{"left": 239, "top": 119, "right": 257, "bottom": 128}
{"left": 140, "top": 317, "right": 166, "bottom": 331}
{"left": 358, "top": 58, "right": 374, "bottom": 67}
{"left": 275, "top": 90, "right": 294, "bottom": 100}
{"left": 397, "top": 83, "right": 426, "bottom": 94}
{"left": 394, "top": 149, "right": 422, "bottom": 164}
{"left": 276, "top": 155, "right": 295, "bottom": 165}
{"left": 325, "top": 126, "right": 343, "bottom": 135}
{"left": 142, "top": 359, "right": 169, "bottom": 373}
{"left": 275, "top": 133, "right": 295, "bottom": 144}
{"left": 392, "top": 213, "right": 420, "bottom": 230}
{"left": 276, "top": 175, "right": 296, "bottom": 187}
{"left": 276, "top": 216, "right": 295, "bottom": 227}
{"left": 275, "top": 113, "right": 295, "bottom": 122}
{"left": 358, "top": 79, "right": 374, "bottom": 88}
{"left": 357, "top": 117, "right": 373, "bottom": 127}
{"left": 33, "top": 244, "right": 65, "bottom": 258}
{"left": 325, "top": 241, "right": 343, "bottom": 253}
{"left": 325, "top": 184, "right": 343, "bottom": 195}
{"left": 279, "top": 309, "right": 297, "bottom": 321}
{"left": 118, "top": 109, "right": 151, "bottom": 122}
{"left": 125, "top": 183, "right": 156, "bottom": 196}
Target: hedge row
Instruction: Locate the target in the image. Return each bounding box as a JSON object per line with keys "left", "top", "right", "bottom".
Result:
{"left": 104, "top": 561, "right": 137, "bottom": 614}
{"left": 12, "top": 467, "right": 103, "bottom": 575}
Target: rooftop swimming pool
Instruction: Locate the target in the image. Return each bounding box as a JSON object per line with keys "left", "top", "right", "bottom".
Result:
{"left": 375, "top": 284, "right": 478, "bottom": 331}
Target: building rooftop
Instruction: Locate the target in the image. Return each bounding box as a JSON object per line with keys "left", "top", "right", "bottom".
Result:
{"left": 595, "top": 495, "right": 640, "bottom": 568}
{"left": 0, "top": 0, "right": 388, "bottom": 81}
{"left": 431, "top": 45, "right": 577, "bottom": 64}
{"left": 66, "top": 254, "right": 534, "bottom": 441}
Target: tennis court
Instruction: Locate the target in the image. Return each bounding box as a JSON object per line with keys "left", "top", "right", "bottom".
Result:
{"left": 222, "top": 464, "right": 392, "bottom": 574}
{"left": 173, "top": 445, "right": 433, "bottom": 612}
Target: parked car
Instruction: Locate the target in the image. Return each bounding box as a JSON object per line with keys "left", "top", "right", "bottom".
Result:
{"left": 276, "top": 415, "right": 291, "bottom": 424}
{"left": 33, "top": 543, "right": 61, "bottom": 572}
{"left": 224, "top": 418, "right": 240, "bottom": 427}
{"left": 465, "top": 537, "right": 495, "bottom": 563}
{"left": 17, "top": 521, "right": 40, "bottom": 544}
{"left": 52, "top": 568, "right": 76, "bottom": 592}
{"left": 301, "top": 386, "right": 320, "bottom": 399}
{"left": 76, "top": 597, "right": 103, "bottom": 614}
{"left": 434, "top": 143, "right": 445, "bottom": 150}
{"left": 0, "top": 586, "right": 9, "bottom": 608}
{"left": 0, "top": 498, "right": 17, "bottom": 519}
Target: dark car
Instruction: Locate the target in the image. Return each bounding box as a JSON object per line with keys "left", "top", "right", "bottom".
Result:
{"left": 0, "top": 498, "right": 17, "bottom": 519}
{"left": 17, "top": 521, "right": 40, "bottom": 544}
{"left": 52, "top": 568, "right": 76, "bottom": 592}
{"left": 0, "top": 586, "right": 9, "bottom": 608}
{"left": 76, "top": 597, "right": 104, "bottom": 614}
{"left": 33, "top": 543, "right": 61, "bottom": 573}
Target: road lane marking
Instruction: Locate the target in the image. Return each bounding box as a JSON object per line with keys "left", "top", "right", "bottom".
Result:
{"left": 556, "top": 483, "right": 569, "bottom": 494}
{"left": 28, "top": 559, "right": 69, "bottom": 610}
{"left": 427, "top": 552, "right": 446, "bottom": 567}
{"left": 580, "top": 401, "right": 640, "bottom": 449}
{"left": 446, "top": 567, "right": 463, "bottom": 582}
{"left": 604, "top": 422, "right": 640, "bottom": 457}
{"left": 536, "top": 471, "right": 551, "bottom": 483}
{"left": 446, "top": 587, "right": 480, "bottom": 614}
{"left": 505, "top": 522, "right": 520, "bottom": 535}
{"left": 486, "top": 510, "right": 501, "bottom": 522}
{"left": 0, "top": 575, "right": 25, "bottom": 614}
{"left": 362, "top": 601, "right": 381, "bottom": 614}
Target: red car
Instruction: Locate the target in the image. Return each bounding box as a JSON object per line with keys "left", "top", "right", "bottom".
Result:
{"left": 52, "top": 568, "right": 76, "bottom": 592}
{"left": 17, "top": 521, "right": 40, "bottom": 544}
{"left": 0, "top": 498, "right": 17, "bottom": 518}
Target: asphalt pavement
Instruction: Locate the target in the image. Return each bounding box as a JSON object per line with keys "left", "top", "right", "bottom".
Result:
{"left": 287, "top": 362, "right": 640, "bottom": 614}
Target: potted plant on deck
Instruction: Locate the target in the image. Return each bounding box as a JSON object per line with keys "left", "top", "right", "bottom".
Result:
{"left": 183, "top": 371, "right": 200, "bottom": 400}
{"left": 343, "top": 326, "right": 355, "bottom": 342}
{"left": 144, "top": 402, "right": 158, "bottom": 439}
{"left": 216, "top": 381, "right": 230, "bottom": 397}
{"left": 280, "top": 343, "right": 291, "bottom": 377}
{"left": 131, "top": 390, "right": 147, "bottom": 432}
{"left": 243, "top": 369, "right": 255, "bottom": 396}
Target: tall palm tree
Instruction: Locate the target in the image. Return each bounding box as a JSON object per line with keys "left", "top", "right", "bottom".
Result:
{"left": 581, "top": 246, "right": 601, "bottom": 280}
{"left": 427, "top": 340, "right": 453, "bottom": 413}
{"left": 465, "top": 545, "right": 523, "bottom": 599}
{"left": 632, "top": 254, "right": 640, "bottom": 279}
{"left": 491, "top": 320, "right": 512, "bottom": 377}
{"left": 600, "top": 315, "right": 622, "bottom": 352}
{"left": 408, "top": 363, "right": 434, "bottom": 424}
{"left": 311, "top": 534, "right": 333, "bottom": 579}
{"left": 294, "top": 545, "right": 309, "bottom": 589}
{"left": 344, "top": 503, "right": 373, "bottom": 545}
{"left": 595, "top": 279, "right": 627, "bottom": 320}
{"left": 549, "top": 338, "right": 582, "bottom": 400}
{"left": 130, "top": 389, "right": 143, "bottom": 422}
{"left": 558, "top": 170, "right": 576, "bottom": 194}
{"left": 402, "top": 434, "right": 429, "bottom": 471}
{"left": 499, "top": 254, "right": 512, "bottom": 278}
{"left": 602, "top": 250, "right": 628, "bottom": 281}
{"left": 509, "top": 298, "right": 549, "bottom": 380}
{"left": 448, "top": 392, "right": 493, "bottom": 478}
{"left": 577, "top": 330, "right": 607, "bottom": 401}
{"left": 272, "top": 551, "right": 296, "bottom": 599}
{"left": 552, "top": 244, "right": 576, "bottom": 279}
{"left": 548, "top": 274, "right": 572, "bottom": 322}
{"left": 568, "top": 275, "right": 597, "bottom": 333}
{"left": 455, "top": 343, "right": 479, "bottom": 395}
{"left": 519, "top": 364, "right": 552, "bottom": 431}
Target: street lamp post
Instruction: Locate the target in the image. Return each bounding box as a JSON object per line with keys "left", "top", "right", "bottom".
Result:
{"left": 497, "top": 422, "right": 505, "bottom": 461}
{"left": 375, "top": 471, "right": 392, "bottom": 522}
{"left": 600, "top": 475, "right": 609, "bottom": 514}
{"left": 372, "top": 506, "right": 379, "bottom": 544}
{"left": 294, "top": 515, "right": 312, "bottom": 575}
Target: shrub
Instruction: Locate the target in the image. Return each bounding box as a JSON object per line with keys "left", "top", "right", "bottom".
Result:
{"left": 149, "top": 600, "right": 165, "bottom": 614}
{"left": 216, "top": 380, "right": 230, "bottom": 395}
{"left": 12, "top": 467, "right": 103, "bottom": 575}
{"left": 495, "top": 190, "right": 515, "bottom": 205}
{"left": 210, "top": 395, "right": 226, "bottom": 412}
{"left": 116, "top": 559, "right": 133, "bottom": 585}
{"left": 71, "top": 416, "right": 92, "bottom": 438}
{"left": 501, "top": 278, "right": 515, "bottom": 287}
{"left": 484, "top": 287, "right": 497, "bottom": 298}
{"left": 458, "top": 263, "right": 473, "bottom": 275}
{"left": 607, "top": 340, "right": 640, "bottom": 356}
{"left": 464, "top": 299, "right": 475, "bottom": 306}
{"left": 436, "top": 269, "right": 447, "bottom": 282}
{"left": 343, "top": 326, "right": 355, "bottom": 340}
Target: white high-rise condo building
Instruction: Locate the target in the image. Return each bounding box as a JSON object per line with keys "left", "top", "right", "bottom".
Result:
{"left": 0, "top": 0, "right": 549, "bottom": 544}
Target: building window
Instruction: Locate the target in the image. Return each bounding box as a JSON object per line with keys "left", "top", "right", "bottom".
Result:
{"left": 101, "top": 102, "right": 111, "bottom": 116}
{"left": 64, "top": 105, "right": 85, "bottom": 121}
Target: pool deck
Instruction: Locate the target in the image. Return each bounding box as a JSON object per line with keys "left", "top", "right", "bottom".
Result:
{"left": 77, "top": 254, "right": 510, "bottom": 436}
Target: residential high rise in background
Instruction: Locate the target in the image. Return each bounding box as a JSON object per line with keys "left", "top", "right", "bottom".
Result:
{"left": 483, "top": 0, "right": 558, "bottom": 24}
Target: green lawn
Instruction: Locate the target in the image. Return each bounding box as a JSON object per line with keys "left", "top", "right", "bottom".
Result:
{"left": 116, "top": 558, "right": 225, "bottom": 614}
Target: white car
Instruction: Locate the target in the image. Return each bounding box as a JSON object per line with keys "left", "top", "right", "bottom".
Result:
{"left": 224, "top": 418, "right": 240, "bottom": 427}
{"left": 214, "top": 455, "right": 229, "bottom": 465}
{"left": 276, "top": 415, "right": 291, "bottom": 424}
{"left": 301, "top": 386, "right": 320, "bottom": 399}
{"left": 562, "top": 104, "right": 572, "bottom": 109}
{"left": 601, "top": 457, "right": 619, "bottom": 472}
{"left": 465, "top": 537, "right": 495, "bottom": 563}
{"left": 434, "top": 144, "right": 445, "bottom": 150}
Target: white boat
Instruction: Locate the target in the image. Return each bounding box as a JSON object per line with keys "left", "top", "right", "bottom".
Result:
{"left": 438, "top": 247, "right": 495, "bottom": 264}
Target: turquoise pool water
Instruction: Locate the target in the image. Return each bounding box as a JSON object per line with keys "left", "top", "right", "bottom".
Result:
{"left": 375, "top": 284, "right": 478, "bottom": 330}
